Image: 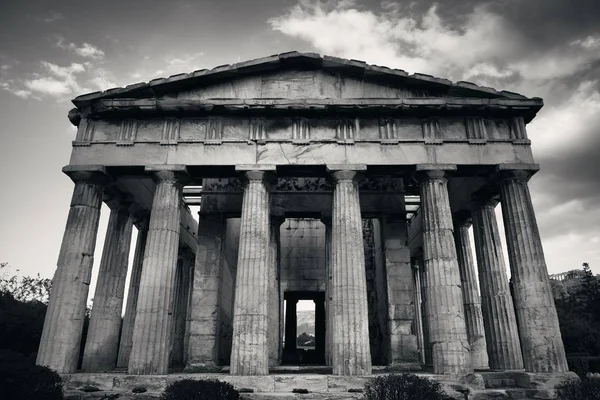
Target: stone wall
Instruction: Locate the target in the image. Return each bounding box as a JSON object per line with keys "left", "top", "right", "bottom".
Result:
{"left": 279, "top": 219, "right": 326, "bottom": 293}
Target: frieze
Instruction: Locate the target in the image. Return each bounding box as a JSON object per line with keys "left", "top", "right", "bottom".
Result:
{"left": 75, "top": 118, "right": 95, "bottom": 144}
{"left": 422, "top": 118, "right": 442, "bottom": 144}
{"left": 249, "top": 118, "right": 267, "bottom": 143}
{"left": 202, "top": 178, "right": 243, "bottom": 192}
{"left": 336, "top": 118, "right": 357, "bottom": 144}
{"left": 201, "top": 177, "right": 404, "bottom": 193}
{"left": 292, "top": 118, "right": 310, "bottom": 143}
{"left": 274, "top": 177, "right": 333, "bottom": 192}
{"left": 509, "top": 117, "right": 527, "bottom": 140}
{"left": 117, "top": 119, "right": 138, "bottom": 146}
{"left": 160, "top": 118, "right": 179, "bottom": 145}
{"left": 379, "top": 117, "right": 398, "bottom": 144}
{"left": 358, "top": 177, "right": 404, "bottom": 192}
{"left": 206, "top": 117, "right": 223, "bottom": 144}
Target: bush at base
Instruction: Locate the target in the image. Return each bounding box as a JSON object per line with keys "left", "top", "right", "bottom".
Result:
{"left": 557, "top": 378, "right": 600, "bottom": 400}
{"left": 161, "top": 379, "right": 239, "bottom": 400}
{"left": 0, "top": 350, "right": 64, "bottom": 400}
{"left": 364, "top": 374, "right": 453, "bottom": 400}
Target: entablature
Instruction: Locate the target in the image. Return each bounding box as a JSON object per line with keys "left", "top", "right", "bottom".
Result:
{"left": 71, "top": 109, "right": 532, "bottom": 149}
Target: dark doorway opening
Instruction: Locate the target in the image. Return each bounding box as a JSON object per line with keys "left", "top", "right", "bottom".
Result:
{"left": 282, "top": 291, "right": 325, "bottom": 365}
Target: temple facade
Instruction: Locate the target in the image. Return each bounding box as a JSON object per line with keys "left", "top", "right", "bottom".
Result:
{"left": 37, "top": 52, "right": 568, "bottom": 378}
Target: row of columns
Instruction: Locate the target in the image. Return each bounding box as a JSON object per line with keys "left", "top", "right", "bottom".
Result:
{"left": 37, "top": 164, "right": 568, "bottom": 377}
{"left": 415, "top": 167, "right": 567, "bottom": 374}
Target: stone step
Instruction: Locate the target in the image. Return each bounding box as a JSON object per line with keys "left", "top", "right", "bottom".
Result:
{"left": 240, "top": 393, "right": 363, "bottom": 400}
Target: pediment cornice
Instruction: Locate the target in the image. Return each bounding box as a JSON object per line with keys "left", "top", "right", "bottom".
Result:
{"left": 70, "top": 52, "right": 535, "bottom": 109}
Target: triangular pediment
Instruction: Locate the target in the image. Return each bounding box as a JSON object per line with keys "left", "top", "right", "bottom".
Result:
{"left": 72, "top": 52, "right": 532, "bottom": 108}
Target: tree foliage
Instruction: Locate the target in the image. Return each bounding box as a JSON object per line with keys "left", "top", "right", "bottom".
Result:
{"left": 554, "top": 263, "right": 600, "bottom": 376}
{"left": 161, "top": 379, "right": 239, "bottom": 400}
{"left": 0, "top": 262, "right": 52, "bottom": 303}
{"left": 0, "top": 349, "right": 64, "bottom": 399}
{"left": 364, "top": 374, "right": 453, "bottom": 400}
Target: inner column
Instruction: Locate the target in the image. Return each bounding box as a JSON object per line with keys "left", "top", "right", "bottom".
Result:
{"left": 329, "top": 166, "right": 372, "bottom": 376}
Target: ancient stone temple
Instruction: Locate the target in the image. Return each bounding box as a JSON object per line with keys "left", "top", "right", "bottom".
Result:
{"left": 37, "top": 52, "right": 571, "bottom": 389}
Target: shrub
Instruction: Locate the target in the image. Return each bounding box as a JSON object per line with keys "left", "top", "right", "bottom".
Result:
{"left": 364, "top": 374, "right": 453, "bottom": 400}
{"left": 567, "top": 357, "right": 590, "bottom": 378}
{"left": 162, "top": 379, "right": 239, "bottom": 400}
{"left": 557, "top": 378, "right": 600, "bottom": 400}
{"left": 0, "top": 350, "right": 64, "bottom": 400}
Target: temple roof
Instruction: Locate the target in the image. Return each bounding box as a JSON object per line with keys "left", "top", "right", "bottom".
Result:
{"left": 72, "top": 51, "right": 537, "bottom": 109}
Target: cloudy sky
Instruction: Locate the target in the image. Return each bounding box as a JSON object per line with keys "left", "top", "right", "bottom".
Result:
{"left": 0, "top": 0, "right": 599, "bottom": 292}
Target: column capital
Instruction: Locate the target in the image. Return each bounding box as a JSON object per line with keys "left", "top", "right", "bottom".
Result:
{"left": 326, "top": 164, "right": 366, "bottom": 184}
{"left": 145, "top": 165, "right": 189, "bottom": 184}
{"left": 62, "top": 165, "right": 110, "bottom": 185}
{"left": 452, "top": 210, "right": 472, "bottom": 228}
{"left": 415, "top": 164, "right": 456, "bottom": 182}
{"left": 495, "top": 164, "right": 539, "bottom": 182}
{"left": 132, "top": 211, "right": 151, "bottom": 231}
{"left": 471, "top": 189, "right": 500, "bottom": 210}
{"left": 103, "top": 188, "right": 134, "bottom": 210}
{"left": 235, "top": 165, "right": 277, "bottom": 184}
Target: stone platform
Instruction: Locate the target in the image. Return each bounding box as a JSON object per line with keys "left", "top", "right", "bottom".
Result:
{"left": 61, "top": 370, "right": 578, "bottom": 400}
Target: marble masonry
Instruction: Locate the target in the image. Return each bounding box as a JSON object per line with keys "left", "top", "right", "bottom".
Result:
{"left": 37, "top": 52, "right": 570, "bottom": 383}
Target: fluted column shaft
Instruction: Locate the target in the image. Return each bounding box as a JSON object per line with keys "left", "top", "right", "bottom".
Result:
{"left": 117, "top": 219, "right": 149, "bottom": 368}
{"left": 186, "top": 213, "right": 225, "bottom": 369}
{"left": 412, "top": 260, "right": 426, "bottom": 365}
{"left": 82, "top": 201, "right": 133, "bottom": 371}
{"left": 170, "top": 251, "right": 193, "bottom": 366}
{"left": 36, "top": 169, "right": 106, "bottom": 373}
{"left": 419, "top": 255, "right": 433, "bottom": 366}
{"left": 472, "top": 202, "right": 523, "bottom": 370}
{"left": 230, "top": 170, "right": 273, "bottom": 375}
{"left": 323, "top": 218, "right": 333, "bottom": 367}
{"left": 454, "top": 220, "right": 489, "bottom": 370}
{"left": 182, "top": 261, "right": 195, "bottom": 365}
{"left": 419, "top": 170, "right": 471, "bottom": 375}
{"left": 499, "top": 171, "right": 568, "bottom": 372}
{"left": 128, "top": 167, "right": 186, "bottom": 375}
{"left": 330, "top": 169, "right": 372, "bottom": 376}
{"left": 268, "top": 217, "right": 283, "bottom": 367}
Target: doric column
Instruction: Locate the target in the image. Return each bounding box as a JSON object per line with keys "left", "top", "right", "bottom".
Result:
{"left": 322, "top": 217, "right": 333, "bottom": 367}
{"left": 36, "top": 166, "right": 107, "bottom": 373}
{"left": 82, "top": 197, "right": 134, "bottom": 371}
{"left": 230, "top": 166, "right": 274, "bottom": 375}
{"left": 418, "top": 167, "right": 471, "bottom": 375}
{"left": 117, "top": 216, "right": 149, "bottom": 368}
{"left": 382, "top": 215, "right": 419, "bottom": 369}
{"left": 170, "top": 250, "right": 193, "bottom": 366}
{"left": 329, "top": 165, "right": 372, "bottom": 376}
{"left": 498, "top": 169, "right": 568, "bottom": 372}
{"left": 185, "top": 212, "right": 225, "bottom": 369}
{"left": 182, "top": 259, "right": 195, "bottom": 366}
{"left": 284, "top": 296, "right": 298, "bottom": 354}
{"left": 128, "top": 165, "right": 188, "bottom": 375}
{"left": 471, "top": 199, "right": 523, "bottom": 370}
{"left": 412, "top": 259, "right": 425, "bottom": 365}
{"left": 315, "top": 296, "right": 326, "bottom": 363}
{"left": 453, "top": 216, "right": 489, "bottom": 370}
{"left": 419, "top": 254, "right": 433, "bottom": 366}
{"left": 268, "top": 217, "right": 283, "bottom": 367}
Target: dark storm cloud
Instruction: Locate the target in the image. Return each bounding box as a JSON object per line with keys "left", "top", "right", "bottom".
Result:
{"left": 383, "top": 0, "right": 600, "bottom": 47}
